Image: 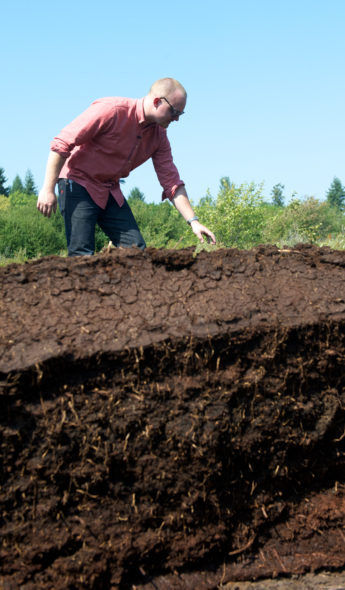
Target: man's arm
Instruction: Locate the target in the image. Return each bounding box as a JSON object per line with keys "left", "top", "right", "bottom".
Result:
{"left": 37, "top": 151, "right": 66, "bottom": 217}
{"left": 172, "top": 185, "right": 216, "bottom": 244}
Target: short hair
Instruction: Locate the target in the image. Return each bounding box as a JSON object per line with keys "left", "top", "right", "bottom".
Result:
{"left": 149, "top": 78, "right": 187, "bottom": 99}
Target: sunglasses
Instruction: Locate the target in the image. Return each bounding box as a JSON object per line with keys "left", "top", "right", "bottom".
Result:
{"left": 160, "top": 96, "right": 184, "bottom": 118}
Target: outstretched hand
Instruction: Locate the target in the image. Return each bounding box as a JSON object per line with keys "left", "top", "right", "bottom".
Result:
{"left": 190, "top": 220, "right": 216, "bottom": 244}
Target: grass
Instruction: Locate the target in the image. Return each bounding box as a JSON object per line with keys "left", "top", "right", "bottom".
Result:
{"left": 0, "top": 248, "right": 68, "bottom": 267}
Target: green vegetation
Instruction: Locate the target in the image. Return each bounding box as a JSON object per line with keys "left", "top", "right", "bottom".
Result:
{"left": 1, "top": 167, "right": 345, "bottom": 265}
{"left": 0, "top": 167, "right": 9, "bottom": 197}
{"left": 0, "top": 193, "right": 67, "bottom": 263}
{"left": 271, "top": 183, "right": 285, "bottom": 208}
{"left": 326, "top": 177, "right": 345, "bottom": 211}
{"left": 196, "top": 178, "right": 266, "bottom": 248}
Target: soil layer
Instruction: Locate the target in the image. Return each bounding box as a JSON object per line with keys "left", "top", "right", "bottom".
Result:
{"left": 2, "top": 244, "right": 345, "bottom": 589}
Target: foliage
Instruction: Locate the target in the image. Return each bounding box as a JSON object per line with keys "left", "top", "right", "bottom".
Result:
{"left": 196, "top": 178, "right": 266, "bottom": 248}
{"left": 0, "top": 167, "right": 9, "bottom": 197}
{"left": 0, "top": 192, "right": 66, "bottom": 259}
{"left": 11, "top": 175, "right": 24, "bottom": 194}
{"left": 271, "top": 183, "right": 285, "bottom": 207}
{"left": 0, "top": 195, "right": 10, "bottom": 211}
{"left": 192, "top": 241, "right": 220, "bottom": 257}
{"left": 326, "top": 177, "right": 345, "bottom": 211}
{"left": 9, "top": 191, "right": 37, "bottom": 207}
{"left": 318, "top": 233, "right": 345, "bottom": 250}
{"left": 95, "top": 226, "right": 109, "bottom": 251}
{"left": 24, "top": 169, "right": 37, "bottom": 195}
{"left": 3, "top": 173, "right": 345, "bottom": 264}
{"left": 127, "top": 187, "right": 145, "bottom": 204}
{"left": 261, "top": 196, "right": 344, "bottom": 246}
{"left": 129, "top": 199, "right": 190, "bottom": 248}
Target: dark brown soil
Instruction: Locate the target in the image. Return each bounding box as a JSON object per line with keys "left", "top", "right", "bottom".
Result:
{"left": 2, "top": 244, "right": 345, "bottom": 589}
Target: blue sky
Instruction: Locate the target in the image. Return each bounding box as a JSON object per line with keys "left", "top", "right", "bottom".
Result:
{"left": 1, "top": 0, "right": 344, "bottom": 205}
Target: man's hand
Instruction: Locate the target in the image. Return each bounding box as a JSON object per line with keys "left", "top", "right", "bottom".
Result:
{"left": 37, "top": 190, "right": 57, "bottom": 218}
{"left": 190, "top": 219, "right": 216, "bottom": 244}
{"left": 37, "top": 151, "right": 66, "bottom": 217}
{"left": 171, "top": 188, "right": 217, "bottom": 244}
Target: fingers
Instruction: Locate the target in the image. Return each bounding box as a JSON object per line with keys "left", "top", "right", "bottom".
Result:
{"left": 37, "top": 195, "right": 57, "bottom": 218}
{"left": 193, "top": 224, "right": 217, "bottom": 245}
{"left": 37, "top": 202, "right": 51, "bottom": 217}
{"left": 204, "top": 230, "right": 216, "bottom": 245}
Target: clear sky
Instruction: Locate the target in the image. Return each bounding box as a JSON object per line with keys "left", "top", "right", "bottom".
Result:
{"left": 1, "top": 0, "right": 344, "bottom": 205}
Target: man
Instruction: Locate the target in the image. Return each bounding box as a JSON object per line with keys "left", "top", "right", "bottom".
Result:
{"left": 37, "top": 78, "right": 216, "bottom": 255}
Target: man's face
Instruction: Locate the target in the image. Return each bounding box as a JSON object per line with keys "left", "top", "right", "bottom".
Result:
{"left": 154, "top": 90, "right": 186, "bottom": 128}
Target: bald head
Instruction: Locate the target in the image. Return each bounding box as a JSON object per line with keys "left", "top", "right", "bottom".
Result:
{"left": 149, "top": 78, "right": 187, "bottom": 101}
{"left": 144, "top": 77, "right": 187, "bottom": 128}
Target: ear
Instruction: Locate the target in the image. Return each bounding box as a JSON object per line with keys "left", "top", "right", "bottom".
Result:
{"left": 153, "top": 97, "right": 161, "bottom": 108}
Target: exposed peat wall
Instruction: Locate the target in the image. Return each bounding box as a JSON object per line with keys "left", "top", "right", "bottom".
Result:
{"left": 1, "top": 245, "right": 345, "bottom": 589}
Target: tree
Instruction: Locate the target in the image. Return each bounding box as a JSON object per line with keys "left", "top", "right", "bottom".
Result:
{"left": 271, "top": 183, "right": 285, "bottom": 207}
{"left": 24, "top": 169, "right": 37, "bottom": 195}
{"left": 219, "top": 176, "right": 233, "bottom": 196}
{"left": 127, "top": 187, "right": 145, "bottom": 203}
{"left": 0, "top": 167, "right": 9, "bottom": 196}
{"left": 326, "top": 177, "right": 345, "bottom": 211}
{"left": 11, "top": 174, "right": 24, "bottom": 194}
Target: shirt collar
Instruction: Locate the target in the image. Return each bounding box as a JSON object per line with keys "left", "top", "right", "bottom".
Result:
{"left": 136, "top": 98, "right": 146, "bottom": 125}
{"left": 137, "top": 97, "right": 157, "bottom": 130}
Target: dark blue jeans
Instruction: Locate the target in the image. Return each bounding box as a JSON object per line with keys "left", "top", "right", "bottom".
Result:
{"left": 57, "top": 179, "right": 146, "bottom": 256}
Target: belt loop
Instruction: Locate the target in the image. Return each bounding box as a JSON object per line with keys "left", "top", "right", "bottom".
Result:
{"left": 68, "top": 179, "right": 73, "bottom": 192}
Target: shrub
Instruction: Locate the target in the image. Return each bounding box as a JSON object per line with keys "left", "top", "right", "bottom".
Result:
{"left": 0, "top": 201, "right": 66, "bottom": 258}
{"left": 196, "top": 180, "right": 266, "bottom": 248}
{"left": 130, "top": 199, "right": 191, "bottom": 248}
{"left": 9, "top": 191, "right": 37, "bottom": 208}
{"left": 261, "top": 197, "right": 344, "bottom": 247}
{"left": 0, "top": 195, "right": 10, "bottom": 212}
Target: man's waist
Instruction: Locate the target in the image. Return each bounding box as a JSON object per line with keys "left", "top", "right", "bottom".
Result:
{"left": 61, "top": 175, "right": 125, "bottom": 188}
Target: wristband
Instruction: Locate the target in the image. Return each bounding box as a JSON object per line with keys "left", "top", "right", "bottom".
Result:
{"left": 187, "top": 215, "right": 199, "bottom": 225}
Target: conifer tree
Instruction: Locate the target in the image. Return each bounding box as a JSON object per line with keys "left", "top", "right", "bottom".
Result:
{"left": 326, "top": 177, "right": 345, "bottom": 211}
{"left": 11, "top": 174, "right": 24, "bottom": 193}
{"left": 271, "top": 183, "right": 285, "bottom": 207}
{"left": 127, "top": 187, "right": 145, "bottom": 203}
{"left": 24, "top": 169, "right": 37, "bottom": 195}
{"left": 0, "top": 167, "right": 9, "bottom": 196}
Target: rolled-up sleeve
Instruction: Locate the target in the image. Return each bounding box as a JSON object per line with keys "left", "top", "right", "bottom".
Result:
{"left": 50, "top": 100, "right": 116, "bottom": 158}
{"left": 152, "top": 133, "right": 185, "bottom": 201}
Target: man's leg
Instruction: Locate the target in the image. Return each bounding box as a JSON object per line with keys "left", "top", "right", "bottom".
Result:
{"left": 58, "top": 180, "right": 99, "bottom": 256}
{"left": 98, "top": 196, "right": 146, "bottom": 250}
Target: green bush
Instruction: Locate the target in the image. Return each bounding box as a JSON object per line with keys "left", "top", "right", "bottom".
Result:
{"left": 196, "top": 180, "right": 266, "bottom": 248}
{"left": 0, "top": 197, "right": 66, "bottom": 259}
{"left": 130, "top": 199, "right": 192, "bottom": 248}
{"left": 3, "top": 183, "right": 345, "bottom": 264}
{"left": 0, "top": 195, "right": 10, "bottom": 212}
{"left": 261, "top": 197, "right": 344, "bottom": 247}
{"left": 8, "top": 191, "right": 37, "bottom": 208}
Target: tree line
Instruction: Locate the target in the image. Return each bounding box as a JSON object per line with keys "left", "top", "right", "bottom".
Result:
{"left": 0, "top": 168, "right": 37, "bottom": 197}
{"left": 1, "top": 166, "right": 344, "bottom": 210}
{"left": 1, "top": 164, "right": 345, "bottom": 265}
{"left": 270, "top": 177, "right": 345, "bottom": 211}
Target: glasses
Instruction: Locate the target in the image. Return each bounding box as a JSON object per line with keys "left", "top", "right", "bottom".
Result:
{"left": 160, "top": 96, "right": 184, "bottom": 118}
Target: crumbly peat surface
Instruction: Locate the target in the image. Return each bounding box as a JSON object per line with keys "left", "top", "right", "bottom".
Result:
{"left": 1, "top": 244, "right": 345, "bottom": 589}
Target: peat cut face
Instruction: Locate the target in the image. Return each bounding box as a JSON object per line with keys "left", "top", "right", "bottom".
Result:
{"left": 2, "top": 244, "right": 345, "bottom": 589}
